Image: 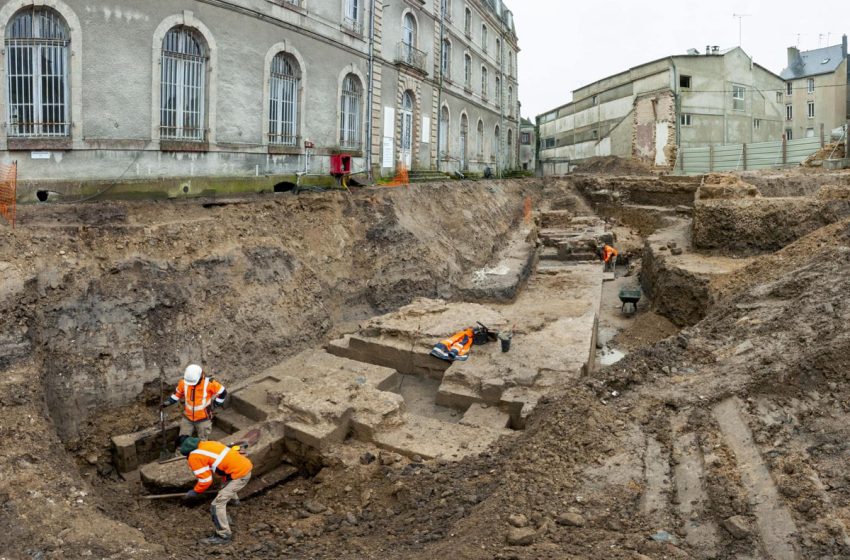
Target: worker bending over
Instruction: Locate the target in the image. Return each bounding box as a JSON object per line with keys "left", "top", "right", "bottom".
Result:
{"left": 600, "top": 244, "right": 619, "bottom": 273}
{"left": 162, "top": 364, "right": 226, "bottom": 442}
{"left": 180, "top": 436, "right": 253, "bottom": 545}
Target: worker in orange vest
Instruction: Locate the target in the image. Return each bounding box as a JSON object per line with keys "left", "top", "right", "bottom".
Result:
{"left": 600, "top": 244, "right": 619, "bottom": 273}
{"left": 180, "top": 436, "right": 253, "bottom": 545}
{"left": 161, "top": 364, "right": 226, "bottom": 443}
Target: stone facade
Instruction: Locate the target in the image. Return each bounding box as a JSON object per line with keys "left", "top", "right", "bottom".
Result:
{"left": 0, "top": 0, "right": 520, "bottom": 199}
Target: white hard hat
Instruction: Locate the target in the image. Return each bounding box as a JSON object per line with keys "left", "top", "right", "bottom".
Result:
{"left": 183, "top": 364, "right": 203, "bottom": 386}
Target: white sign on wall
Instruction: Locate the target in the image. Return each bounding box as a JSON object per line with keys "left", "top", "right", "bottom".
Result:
{"left": 383, "top": 107, "right": 395, "bottom": 138}
{"left": 421, "top": 117, "right": 431, "bottom": 143}
{"left": 382, "top": 137, "right": 394, "bottom": 168}
{"left": 31, "top": 151, "right": 51, "bottom": 159}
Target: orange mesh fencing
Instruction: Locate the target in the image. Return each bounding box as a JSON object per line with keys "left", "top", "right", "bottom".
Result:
{"left": 0, "top": 162, "right": 16, "bottom": 228}
{"left": 385, "top": 162, "right": 409, "bottom": 187}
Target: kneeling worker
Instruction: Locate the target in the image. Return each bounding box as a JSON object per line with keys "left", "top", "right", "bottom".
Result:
{"left": 180, "top": 436, "right": 253, "bottom": 545}
{"left": 162, "top": 364, "right": 226, "bottom": 442}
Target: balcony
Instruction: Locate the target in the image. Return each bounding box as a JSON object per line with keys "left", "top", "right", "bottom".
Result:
{"left": 396, "top": 42, "right": 428, "bottom": 74}
{"left": 276, "top": 0, "right": 304, "bottom": 9}
{"left": 342, "top": 16, "right": 363, "bottom": 35}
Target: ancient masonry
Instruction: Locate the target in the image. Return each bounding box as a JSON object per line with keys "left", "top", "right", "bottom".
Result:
{"left": 114, "top": 210, "right": 615, "bottom": 492}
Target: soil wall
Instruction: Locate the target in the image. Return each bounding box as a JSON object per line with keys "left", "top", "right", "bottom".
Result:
{"left": 641, "top": 241, "right": 713, "bottom": 327}
{"left": 693, "top": 197, "right": 850, "bottom": 253}
{"left": 1, "top": 180, "right": 548, "bottom": 442}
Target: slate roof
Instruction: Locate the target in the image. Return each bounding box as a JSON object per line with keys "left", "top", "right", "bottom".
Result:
{"left": 781, "top": 44, "right": 846, "bottom": 80}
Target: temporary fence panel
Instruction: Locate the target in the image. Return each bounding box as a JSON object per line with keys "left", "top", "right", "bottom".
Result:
{"left": 0, "top": 162, "right": 17, "bottom": 228}
{"left": 677, "top": 136, "right": 823, "bottom": 175}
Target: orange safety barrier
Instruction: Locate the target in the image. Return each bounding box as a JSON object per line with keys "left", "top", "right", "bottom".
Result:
{"left": 385, "top": 162, "right": 409, "bottom": 187}
{"left": 0, "top": 161, "right": 16, "bottom": 229}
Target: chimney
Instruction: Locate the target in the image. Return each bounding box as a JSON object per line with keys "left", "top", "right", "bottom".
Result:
{"left": 843, "top": 34, "right": 848, "bottom": 58}
{"left": 787, "top": 46, "right": 802, "bottom": 69}
{"left": 706, "top": 45, "right": 711, "bottom": 55}
{"left": 712, "top": 46, "right": 720, "bottom": 54}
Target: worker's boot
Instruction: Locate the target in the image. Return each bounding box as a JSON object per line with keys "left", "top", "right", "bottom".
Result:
{"left": 200, "top": 534, "right": 231, "bottom": 546}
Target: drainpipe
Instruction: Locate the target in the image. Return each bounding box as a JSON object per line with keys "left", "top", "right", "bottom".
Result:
{"left": 366, "top": 0, "right": 377, "bottom": 182}
{"left": 436, "top": 4, "right": 445, "bottom": 173}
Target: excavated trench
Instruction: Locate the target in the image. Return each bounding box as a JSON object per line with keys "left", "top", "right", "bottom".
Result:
{"left": 8, "top": 169, "right": 846, "bottom": 559}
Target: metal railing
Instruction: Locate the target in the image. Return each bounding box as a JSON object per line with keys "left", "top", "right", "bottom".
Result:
{"left": 395, "top": 42, "right": 427, "bottom": 73}
{"left": 342, "top": 16, "right": 363, "bottom": 35}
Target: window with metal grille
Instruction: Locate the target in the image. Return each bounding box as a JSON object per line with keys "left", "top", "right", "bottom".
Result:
{"left": 5, "top": 8, "right": 70, "bottom": 138}
{"left": 269, "top": 53, "right": 300, "bottom": 146}
{"left": 343, "top": 0, "right": 362, "bottom": 34}
{"left": 161, "top": 27, "right": 207, "bottom": 141}
{"left": 340, "top": 74, "right": 361, "bottom": 149}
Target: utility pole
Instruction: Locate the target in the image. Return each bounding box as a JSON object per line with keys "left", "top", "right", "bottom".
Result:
{"left": 732, "top": 13, "right": 751, "bottom": 47}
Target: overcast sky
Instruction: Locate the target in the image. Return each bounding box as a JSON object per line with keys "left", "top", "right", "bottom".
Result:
{"left": 512, "top": 1, "right": 850, "bottom": 119}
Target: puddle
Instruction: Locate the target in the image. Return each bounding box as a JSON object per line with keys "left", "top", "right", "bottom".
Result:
{"left": 598, "top": 347, "right": 626, "bottom": 366}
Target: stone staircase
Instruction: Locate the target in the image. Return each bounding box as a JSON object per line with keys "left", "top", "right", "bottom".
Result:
{"left": 407, "top": 169, "right": 452, "bottom": 183}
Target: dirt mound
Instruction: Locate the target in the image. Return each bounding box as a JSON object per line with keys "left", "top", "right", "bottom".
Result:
{"left": 572, "top": 156, "right": 654, "bottom": 176}
{"left": 802, "top": 142, "right": 846, "bottom": 166}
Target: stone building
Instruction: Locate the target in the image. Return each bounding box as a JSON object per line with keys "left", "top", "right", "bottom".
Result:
{"left": 537, "top": 47, "right": 785, "bottom": 175}
{"left": 780, "top": 37, "right": 849, "bottom": 141}
{"left": 0, "top": 0, "right": 520, "bottom": 197}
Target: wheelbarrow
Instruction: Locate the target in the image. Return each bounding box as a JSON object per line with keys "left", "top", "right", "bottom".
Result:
{"left": 618, "top": 287, "right": 642, "bottom": 314}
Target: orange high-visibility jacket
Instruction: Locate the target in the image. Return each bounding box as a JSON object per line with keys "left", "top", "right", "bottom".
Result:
{"left": 602, "top": 245, "right": 618, "bottom": 263}
{"left": 170, "top": 377, "right": 226, "bottom": 422}
{"left": 187, "top": 440, "right": 253, "bottom": 493}
{"left": 430, "top": 328, "right": 474, "bottom": 362}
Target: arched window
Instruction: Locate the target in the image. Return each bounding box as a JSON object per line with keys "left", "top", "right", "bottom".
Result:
{"left": 507, "top": 128, "right": 513, "bottom": 163}
{"left": 481, "top": 66, "right": 488, "bottom": 99}
{"left": 5, "top": 7, "right": 70, "bottom": 137}
{"left": 495, "top": 76, "right": 501, "bottom": 106}
{"left": 439, "top": 105, "right": 449, "bottom": 159}
{"left": 476, "top": 119, "right": 484, "bottom": 158}
{"left": 460, "top": 114, "right": 469, "bottom": 169}
{"left": 403, "top": 14, "right": 417, "bottom": 49}
{"left": 493, "top": 124, "right": 500, "bottom": 162}
{"left": 441, "top": 39, "right": 451, "bottom": 79}
{"left": 340, "top": 74, "right": 362, "bottom": 149}
{"left": 161, "top": 27, "right": 207, "bottom": 141}
{"left": 464, "top": 7, "right": 472, "bottom": 36}
{"left": 508, "top": 86, "right": 513, "bottom": 116}
{"left": 481, "top": 24, "right": 488, "bottom": 53}
{"left": 269, "top": 53, "right": 300, "bottom": 146}
{"left": 496, "top": 38, "right": 501, "bottom": 64}
{"left": 464, "top": 54, "right": 472, "bottom": 88}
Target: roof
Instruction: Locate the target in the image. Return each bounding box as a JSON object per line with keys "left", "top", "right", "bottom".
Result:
{"left": 781, "top": 44, "right": 846, "bottom": 80}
